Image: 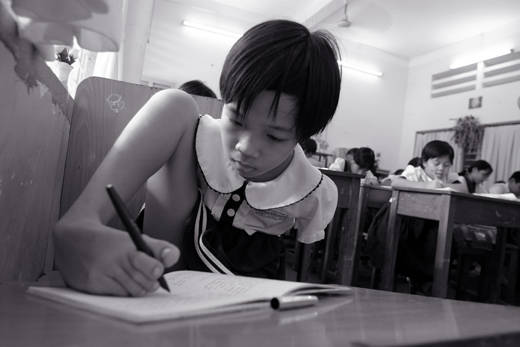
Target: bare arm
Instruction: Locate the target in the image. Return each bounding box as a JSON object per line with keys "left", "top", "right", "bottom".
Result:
{"left": 54, "top": 89, "right": 199, "bottom": 296}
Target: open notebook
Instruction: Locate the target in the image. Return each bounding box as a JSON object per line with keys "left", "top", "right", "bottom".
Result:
{"left": 28, "top": 270, "right": 351, "bottom": 324}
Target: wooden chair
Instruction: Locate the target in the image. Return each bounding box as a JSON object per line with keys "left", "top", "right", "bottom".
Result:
{"left": 0, "top": 4, "right": 73, "bottom": 282}
{"left": 319, "top": 170, "right": 362, "bottom": 285}
{"left": 58, "top": 77, "right": 223, "bottom": 262}
{"left": 60, "top": 76, "right": 223, "bottom": 217}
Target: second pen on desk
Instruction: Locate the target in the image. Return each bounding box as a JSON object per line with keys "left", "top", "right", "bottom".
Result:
{"left": 106, "top": 184, "right": 171, "bottom": 293}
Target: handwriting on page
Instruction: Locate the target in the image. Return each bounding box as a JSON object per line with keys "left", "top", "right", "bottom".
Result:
{"left": 167, "top": 271, "right": 268, "bottom": 299}
{"left": 203, "top": 277, "right": 255, "bottom": 296}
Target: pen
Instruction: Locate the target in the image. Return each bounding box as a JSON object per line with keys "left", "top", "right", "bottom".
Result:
{"left": 270, "top": 295, "right": 318, "bottom": 310}
{"left": 106, "top": 184, "right": 171, "bottom": 293}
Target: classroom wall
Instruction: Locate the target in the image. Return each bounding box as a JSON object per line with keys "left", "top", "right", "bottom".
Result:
{"left": 321, "top": 40, "right": 409, "bottom": 171}
{"left": 141, "top": 1, "right": 410, "bottom": 171}
{"left": 142, "top": 0, "right": 261, "bottom": 94}
{"left": 397, "top": 20, "right": 520, "bottom": 170}
{"left": 141, "top": 3, "right": 520, "bottom": 173}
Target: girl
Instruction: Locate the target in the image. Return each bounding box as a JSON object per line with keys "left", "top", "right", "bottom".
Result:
{"left": 387, "top": 140, "right": 464, "bottom": 293}
{"left": 348, "top": 147, "right": 378, "bottom": 184}
{"left": 390, "top": 140, "right": 463, "bottom": 191}
{"left": 457, "top": 160, "right": 493, "bottom": 194}
{"left": 329, "top": 147, "right": 378, "bottom": 184}
{"left": 54, "top": 20, "right": 342, "bottom": 296}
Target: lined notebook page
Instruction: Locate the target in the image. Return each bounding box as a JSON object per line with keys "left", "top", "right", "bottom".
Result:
{"left": 28, "top": 271, "right": 350, "bottom": 323}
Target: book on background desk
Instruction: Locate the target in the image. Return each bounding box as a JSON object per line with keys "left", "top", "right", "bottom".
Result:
{"left": 27, "top": 270, "right": 351, "bottom": 324}
{"left": 474, "top": 193, "right": 519, "bottom": 201}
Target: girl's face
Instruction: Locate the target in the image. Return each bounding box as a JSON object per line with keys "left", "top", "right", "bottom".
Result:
{"left": 221, "top": 91, "right": 298, "bottom": 182}
{"left": 469, "top": 168, "right": 491, "bottom": 184}
{"left": 345, "top": 154, "right": 356, "bottom": 173}
{"left": 423, "top": 155, "right": 452, "bottom": 180}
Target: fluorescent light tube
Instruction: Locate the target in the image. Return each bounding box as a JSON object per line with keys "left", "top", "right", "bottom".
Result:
{"left": 338, "top": 61, "right": 383, "bottom": 77}
{"left": 182, "top": 20, "right": 241, "bottom": 39}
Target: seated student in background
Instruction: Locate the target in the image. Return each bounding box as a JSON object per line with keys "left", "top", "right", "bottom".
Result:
{"left": 329, "top": 147, "right": 378, "bottom": 184}
{"left": 381, "top": 141, "right": 463, "bottom": 293}
{"left": 407, "top": 156, "right": 421, "bottom": 167}
{"left": 348, "top": 147, "right": 378, "bottom": 184}
{"left": 178, "top": 80, "right": 217, "bottom": 98}
{"left": 457, "top": 160, "right": 493, "bottom": 194}
{"left": 380, "top": 157, "right": 420, "bottom": 185}
{"left": 300, "top": 138, "right": 323, "bottom": 167}
{"left": 489, "top": 171, "right": 520, "bottom": 198}
{"left": 389, "top": 140, "right": 463, "bottom": 191}
{"left": 54, "top": 20, "right": 341, "bottom": 296}
{"left": 328, "top": 147, "right": 355, "bottom": 171}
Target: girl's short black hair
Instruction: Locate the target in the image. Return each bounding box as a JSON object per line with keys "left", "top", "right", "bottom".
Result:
{"left": 421, "top": 140, "right": 454, "bottom": 164}
{"left": 353, "top": 147, "right": 376, "bottom": 172}
{"left": 510, "top": 171, "right": 520, "bottom": 183}
{"left": 346, "top": 147, "right": 358, "bottom": 156}
{"left": 407, "top": 157, "right": 421, "bottom": 167}
{"left": 179, "top": 80, "right": 217, "bottom": 98}
{"left": 220, "top": 19, "right": 341, "bottom": 140}
{"left": 468, "top": 160, "right": 493, "bottom": 174}
{"left": 300, "top": 138, "right": 317, "bottom": 155}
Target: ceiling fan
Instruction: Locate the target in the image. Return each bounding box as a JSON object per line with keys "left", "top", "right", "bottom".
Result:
{"left": 329, "top": 0, "right": 392, "bottom": 33}
{"left": 337, "top": 0, "right": 352, "bottom": 28}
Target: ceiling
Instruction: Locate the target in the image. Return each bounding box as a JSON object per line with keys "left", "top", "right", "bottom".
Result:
{"left": 164, "top": 0, "right": 520, "bottom": 59}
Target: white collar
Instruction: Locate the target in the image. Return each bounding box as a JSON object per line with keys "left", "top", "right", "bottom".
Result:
{"left": 195, "top": 115, "right": 323, "bottom": 210}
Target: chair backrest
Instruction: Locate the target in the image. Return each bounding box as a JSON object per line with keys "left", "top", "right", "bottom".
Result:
{"left": 0, "top": 34, "right": 73, "bottom": 281}
{"left": 60, "top": 76, "right": 223, "bottom": 218}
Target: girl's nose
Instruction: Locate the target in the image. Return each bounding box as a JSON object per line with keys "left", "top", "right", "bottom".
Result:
{"left": 235, "top": 133, "right": 260, "bottom": 158}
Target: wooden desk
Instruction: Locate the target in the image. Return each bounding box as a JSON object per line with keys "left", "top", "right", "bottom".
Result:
{"left": 320, "top": 170, "right": 362, "bottom": 285}
{"left": 381, "top": 187, "right": 520, "bottom": 298}
{"left": 315, "top": 152, "right": 334, "bottom": 167}
{"left": 2, "top": 283, "right": 520, "bottom": 347}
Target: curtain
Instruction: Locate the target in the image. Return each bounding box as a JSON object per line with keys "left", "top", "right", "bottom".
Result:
{"left": 413, "top": 130, "right": 464, "bottom": 172}
{"left": 480, "top": 124, "right": 520, "bottom": 186}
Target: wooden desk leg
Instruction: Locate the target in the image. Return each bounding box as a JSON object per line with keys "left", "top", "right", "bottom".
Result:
{"left": 432, "top": 195, "right": 453, "bottom": 298}
{"left": 321, "top": 209, "right": 340, "bottom": 282}
{"left": 351, "top": 187, "right": 367, "bottom": 285}
{"left": 297, "top": 242, "right": 313, "bottom": 282}
{"left": 488, "top": 227, "right": 508, "bottom": 302}
{"left": 381, "top": 191, "right": 401, "bottom": 291}
{"left": 338, "top": 205, "right": 360, "bottom": 285}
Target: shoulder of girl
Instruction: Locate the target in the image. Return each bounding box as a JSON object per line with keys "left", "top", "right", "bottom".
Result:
{"left": 320, "top": 174, "right": 338, "bottom": 200}
{"left": 151, "top": 88, "right": 198, "bottom": 109}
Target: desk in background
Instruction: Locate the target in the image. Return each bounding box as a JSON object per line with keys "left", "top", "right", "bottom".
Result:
{"left": 319, "top": 170, "right": 362, "bottom": 285}
{"left": 2, "top": 283, "right": 520, "bottom": 347}
{"left": 382, "top": 187, "right": 520, "bottom": 299}
{"left": 314, "top": 152, "right": 334, "bottom": 167}
{"left": 355, "top": 184, "right": 392, "bottom": 286}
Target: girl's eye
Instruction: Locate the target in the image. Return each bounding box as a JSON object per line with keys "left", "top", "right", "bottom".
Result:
{"left": 267, "top": 135, "right": 285, "bottom": 142}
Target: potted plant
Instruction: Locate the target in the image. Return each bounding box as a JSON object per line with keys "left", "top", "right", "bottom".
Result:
{"left": 56, "top": 48, "right": 76, "bottom": 65}
{"left": 452, "top": 115, "right": 483, "bottom": 152}
{"left": 51, "top": 47, "right": 76, "bottom": 86}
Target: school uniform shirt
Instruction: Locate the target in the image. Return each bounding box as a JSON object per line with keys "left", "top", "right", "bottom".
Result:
{"left": 489, "top": 182, "right": 510, "bottom": 194}
{"left": 195, "top": 114, "right": 338, "bottom": 245}
{"left": 400, "top": 165, "right": 460, "bottom": 183}
{"left": 328, "top": 157, "right": 345, "bottom": 171}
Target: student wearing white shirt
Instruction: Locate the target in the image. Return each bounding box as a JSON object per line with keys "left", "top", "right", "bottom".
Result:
{"left": 457, "top": 160, "right": 493, "bottom": 194}
{"left": 489, "top": 171, "right": 520, "bottom": 198}
{"left": 390, "top": 140, "right": 464, "bottom": 191}
{"left": 329, "top": 147, "right": 379, "bottom": 184}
